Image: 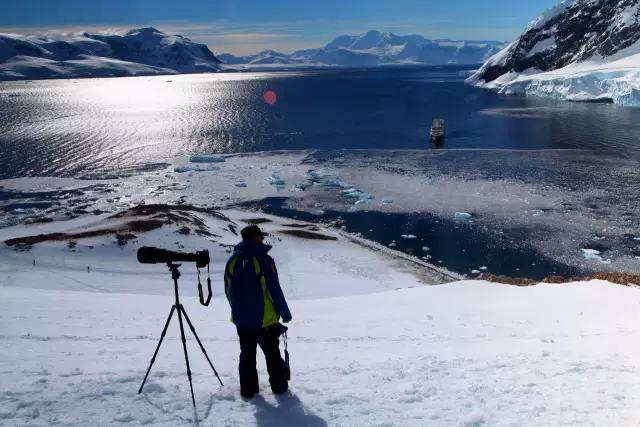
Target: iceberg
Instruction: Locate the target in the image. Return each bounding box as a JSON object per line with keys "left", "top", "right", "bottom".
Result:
{"left": 341, "top": 188, "right": 374, "bottom": 204}
{"left": 267, "top": 174, "right": 286, "bottom": 190}
{"left": 454, "top": 212, "right": 473, "bottom": 220}
{"left": 174, "top": 165, "right": 220, "bottom": 173}
{"left": 189, "top": 155, "right": 226, "bottom": 163}
{"left": 580, "top": 248, "right": 610, "bottom": 264}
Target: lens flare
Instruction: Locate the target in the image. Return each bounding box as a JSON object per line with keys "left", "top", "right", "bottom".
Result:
{"left": 263, "top": 90, "right": 277, "bottom": 105}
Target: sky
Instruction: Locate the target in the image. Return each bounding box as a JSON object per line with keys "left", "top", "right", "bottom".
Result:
{"left": 1, "top": 0, "right": 561, "bottom": 55}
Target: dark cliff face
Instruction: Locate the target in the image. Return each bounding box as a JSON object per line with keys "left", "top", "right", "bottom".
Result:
{"left": 477, "top": 0, "right": 640, "bottom": 84}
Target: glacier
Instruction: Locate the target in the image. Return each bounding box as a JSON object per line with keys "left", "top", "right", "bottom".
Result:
{"left": 467, "top": 0, "right": 640, "bottom": 106}
{"left": 469, "top": 50, "right": 640, "bottom": 106}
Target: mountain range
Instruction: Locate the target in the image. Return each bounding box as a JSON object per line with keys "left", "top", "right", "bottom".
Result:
{"left": 219, "top": 30, "right": 507, "bottom": 67}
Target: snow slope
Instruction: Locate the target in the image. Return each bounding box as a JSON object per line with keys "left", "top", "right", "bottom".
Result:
{"left": 1, "top": 184, "right": 639, "bottom": 425}
{"left": 1, "top": 262, "right": 639, "bottom": 424}
{"left": 468, "top": 0, "right": 640, "bottom": 105}
{"left": 0, "top": 28, "right": 221, "bottom": 81}
{"left": 219, "top": 31, "right": 506, "bottom": 68}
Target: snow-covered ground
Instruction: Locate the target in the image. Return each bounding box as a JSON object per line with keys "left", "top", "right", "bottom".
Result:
{"left": 1, "top": 200, "right": 639, "bottom": 425}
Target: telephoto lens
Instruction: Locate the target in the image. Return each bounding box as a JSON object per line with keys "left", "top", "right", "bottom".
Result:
{"left": 137, "top": 247, "right": 210, "bottom": 268}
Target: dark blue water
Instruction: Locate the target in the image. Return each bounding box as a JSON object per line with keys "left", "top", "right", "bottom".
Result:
{"left": 2, "top": 66, "right": 640, "bottom": 178}
{"left": 245, "top": 197, "right": 581, "bottom": 280}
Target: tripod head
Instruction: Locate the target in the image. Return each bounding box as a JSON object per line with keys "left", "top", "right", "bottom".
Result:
{"left": 167, "top": 262, "right": 182, "bottom": 280}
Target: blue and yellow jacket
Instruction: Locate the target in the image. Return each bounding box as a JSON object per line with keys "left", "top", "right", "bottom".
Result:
{"left": 224, "top": 241, "right": 292, "bottom": 329}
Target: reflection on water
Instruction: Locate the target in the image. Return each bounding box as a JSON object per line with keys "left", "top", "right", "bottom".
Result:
{"left": 1, "top": 67, "right": 640, "bottom": 178}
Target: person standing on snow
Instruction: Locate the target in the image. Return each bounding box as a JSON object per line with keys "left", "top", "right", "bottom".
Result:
{"left": 224, "top": 224, "right": 292, "bottom": 398}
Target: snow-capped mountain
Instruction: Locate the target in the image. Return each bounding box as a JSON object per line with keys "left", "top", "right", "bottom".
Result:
{"left": 467, "top": 0, "right": 640, "bottom": 105}
{"left": 0, "top": 27, "right": 221, "bottom": 81}
{"left": 220, "top": 30, "right": 506, "bottom": 67}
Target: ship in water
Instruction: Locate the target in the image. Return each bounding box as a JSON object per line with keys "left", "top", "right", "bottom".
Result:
{"left": 430, "top": 118, "right": 445, "bottom": 145}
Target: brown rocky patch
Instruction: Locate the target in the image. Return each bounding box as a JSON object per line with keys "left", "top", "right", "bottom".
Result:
{"left": 478, "top": 274, "right": 537, "bottom": 286}
{"left": 244, "top": 218, "right": 273, "bottom": 225}
{"left": 279, "top": 229, "right": 337, "bottom": 241}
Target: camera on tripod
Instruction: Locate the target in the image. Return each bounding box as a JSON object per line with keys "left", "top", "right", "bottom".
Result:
{"left": 137, "top": 247, "right": 210, "bottom": 268}
{"left": 136, "top": 246, "right": 223, "bottom": 408}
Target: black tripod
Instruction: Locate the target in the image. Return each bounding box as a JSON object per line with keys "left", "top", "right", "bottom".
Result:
{"left": 138, "top": 262, "right": 223, "bottom": 407}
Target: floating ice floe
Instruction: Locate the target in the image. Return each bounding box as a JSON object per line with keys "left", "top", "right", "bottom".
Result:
{"left": 471, "top": 269, "right": 481, "bottom": 274}
{"left": 422, "top": 246, "right": 430, "bottom": 252}
{"left": 306, "top": 169, "right": 348, "bottom": 188}
{"left": 267, "top": 174, "right": 286, "bottom": 190}
{"left": 290, "top": 180, "right": 314, "bottom": 192}
{"left": 322, "top": 178, "right": 348, "bottom": 188}
{"left": 479, "top": 266, "right": 488, "bottom": 271}
{"left": 388, "top": 242, "right": 397, "bottom": 247}
{"left": 174, "top": 165, "right": 220, "bottom": 173}
{"left": 9, "top": 208, "right": 36, "bottom": 215}
{"left": 189, "top": 155, "right": 226, "bottom": 163}
{"left": 580, "top": 248, "right": 610, "bottom": 264}
{"left": 454, "top": 212, "right": 473, "bottom": 220}
{"left": 307, "top": 168, "right": 335, "bottom": 180}
{"left": 401, "top": 234, "right": 417, "bottom": 239}
{"left": 342, "top": 188, "right": 374, "bottom": 204}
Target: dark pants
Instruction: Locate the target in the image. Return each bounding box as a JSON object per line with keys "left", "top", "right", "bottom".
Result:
{"left": 237, "top": 326, "right": 288, "bottom": 397}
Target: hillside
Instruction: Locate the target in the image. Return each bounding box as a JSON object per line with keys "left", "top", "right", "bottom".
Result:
{"left": 467, "top": 0, "right": 640, "bottom": 105}
{"left": 0, "top": 27, "right": 221, "bottom": 81}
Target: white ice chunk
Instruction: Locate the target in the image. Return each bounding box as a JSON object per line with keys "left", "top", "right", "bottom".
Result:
{"left": 580, "top": 248, "right": 610, "bottom": 264}
{"left": 454, "top": 212, "right": 473, "bottom": 220}
{"left": 267, "top": 174, "right": 285, "bottom": 187}
{"left": 174, "top": 165, "right": 220, "bottom": 173}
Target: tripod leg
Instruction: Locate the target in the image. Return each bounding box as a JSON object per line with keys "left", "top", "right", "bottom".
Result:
{"left": 139, "top": 305, "right": 175, "bottom": 394}
{"left": 176, "top": 304, "right": 197, "bottom": 408}
{"left": 179, "top": 305, "right": 224, "bottom": 386}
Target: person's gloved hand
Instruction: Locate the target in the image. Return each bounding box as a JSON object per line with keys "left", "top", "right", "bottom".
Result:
{"left": 282, "top": 313, "right": 292, "bottom": 323}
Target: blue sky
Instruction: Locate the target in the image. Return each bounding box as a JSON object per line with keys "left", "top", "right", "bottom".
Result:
{"left": 2, "top": 0, "right": 561, "bottom": 54}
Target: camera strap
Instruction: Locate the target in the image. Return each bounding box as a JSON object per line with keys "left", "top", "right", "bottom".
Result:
{"left": 198, "top": 264, "right": 213, "bottom": 306}
{"left": 283, "top": 331, "right": 290, "bottom": 380}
